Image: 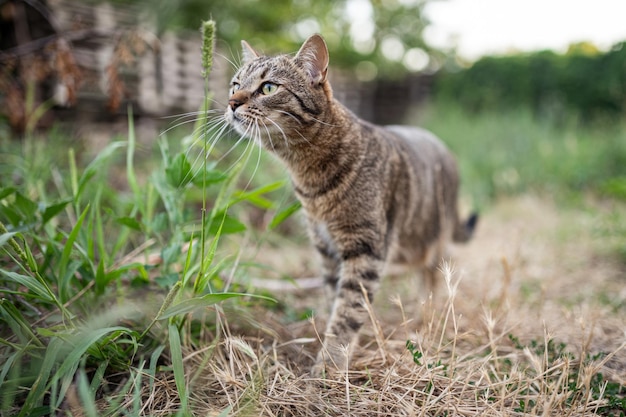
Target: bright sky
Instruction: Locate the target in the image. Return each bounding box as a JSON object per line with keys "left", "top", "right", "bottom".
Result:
{"left": 423, "top": 0, "right": 626, "bottom": 60}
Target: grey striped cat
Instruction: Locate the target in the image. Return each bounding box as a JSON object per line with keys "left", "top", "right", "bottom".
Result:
{"left": 224, "top": 34, "right": 477, "bottom": 375}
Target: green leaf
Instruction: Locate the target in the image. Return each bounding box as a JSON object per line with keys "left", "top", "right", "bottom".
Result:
{"left": 0, "top": 204, "right": 21, "bottom": 226}
{"left": 77, "top": 142, "right": 126, "bottom": 201}
{"left": 194, "top": 255, "right": 232, "bottom": 295}
{"left": 51, "top": 327, "right": 133, "bottom": 408}
{"left": 58, "top": 205, "right": 90, "bottom": 303}
{"left": 161, "top": 242, "right": 182, "bottom": 265}
{"left": 0, "top": 231, "right": 18, "bottom": 248}
{"left": 269, "top": 201, "right": 302, "bottom": 230}
{"left": 0, "top": 269, "right": 54, "bottom": 303}
{"left": 0, "top": 187, "right": 16, "bottom": 200}
{"left": 0, "top": 299, "right": 44, "bottom": 346}
{"left": 18, "top": 337, "right": 63, "bottom": 416}
{"left": 115, "top": 216, "right": 143, "bottom": 231}
{"left": 208, "top": 211, "right": 246, "bottom": 235}
{"left": 165, "top": 152, "right": 193, "bottom": 188}
{"left": 41, "top": 199, "right": 72, "bottom": 225}
{"left": 168, "top": 323, "right": 187, "bottom": 411}
{"left": 160, "top": 292, "right": 274, "bottom": 319}
{"left": 229, "top": 180, "right": 286, "bottom": 208}
{"left": 14, "top": 192, "right": 38, "bottom": 219}
{"left": 191, "top": 168, "right": 228, "bottom": 187}
{"left": 94, "top": 258, "right": 107, "bottom": 294}
{"left": 76, "top": 370, "right": 98, "bottom": 417}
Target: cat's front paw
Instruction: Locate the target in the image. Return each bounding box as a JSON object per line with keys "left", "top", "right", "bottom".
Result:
{"left": 310, "top": 358, "right": 328, "bottom": 379}
{"left": 310, "top": 344, "right": 348, "bottom": 378}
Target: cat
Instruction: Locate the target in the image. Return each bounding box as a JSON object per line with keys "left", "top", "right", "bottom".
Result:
{"left": 224, "top": 34, "right": 477, "bottom": 375}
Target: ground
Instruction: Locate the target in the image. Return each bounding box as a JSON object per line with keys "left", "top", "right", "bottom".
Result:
{"left": 138, "top": 195, "right": 626, "bottom": 416}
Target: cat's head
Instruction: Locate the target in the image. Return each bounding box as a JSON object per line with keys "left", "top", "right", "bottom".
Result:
{"left": 225, "top": 34, "right": 331, "bottom": 152}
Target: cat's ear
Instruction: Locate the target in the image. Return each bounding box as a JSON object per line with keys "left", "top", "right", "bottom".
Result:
{"left": 241, "top": 40, "right": 260, "bottom": 64}
{"left": 295, "top": 34, "right": 329, "bottom": 85}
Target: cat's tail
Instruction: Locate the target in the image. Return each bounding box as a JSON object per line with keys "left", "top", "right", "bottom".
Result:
{"left": 453, "top": 212, "right": 479, "bottom": 243}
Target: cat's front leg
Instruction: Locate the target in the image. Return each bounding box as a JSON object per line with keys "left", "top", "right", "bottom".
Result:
{"left": 309, "top": 222, "right": 341, "bottom": 309}
{"left": 313, "top": 238, "right": 385, "bottom": 375}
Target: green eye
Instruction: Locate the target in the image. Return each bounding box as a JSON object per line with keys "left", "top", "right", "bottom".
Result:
{"left": 261, "top": 82, "right": 278, "bottom": 95}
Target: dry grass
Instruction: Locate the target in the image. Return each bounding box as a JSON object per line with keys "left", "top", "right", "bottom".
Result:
{"left": 122, "top": 196, "right": 625, "bottom": 416}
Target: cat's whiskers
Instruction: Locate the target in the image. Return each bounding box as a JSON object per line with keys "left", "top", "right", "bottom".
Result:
{"left": 307, "top": 115, "right": 337, "bottom": 127}
{"left": 160, "top": 109, "right": 224, "bottom": 137}
{"left": 217, "top": 122, "right": 256, "bottom": 173}
{"left": 183, "top": 118, "right": 231, "bottom": 183}
{"left": 275, "top": 109, "right": 303, "bottom": 127}
{"left": 261, "top": 116, "right": 292, "bottom": 150}
{"left": 216, "top": 51, "right": 241, "bottom": 72}
{"left": 241, "top": 125, "right": 265, "bottom": 191}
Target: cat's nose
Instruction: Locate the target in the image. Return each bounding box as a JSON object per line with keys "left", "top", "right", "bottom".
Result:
{"left": 229, "top": 98, "right": 244, "bottom": 111}
{"left": 229, "top": 91, "right": 249, "bottom": 111}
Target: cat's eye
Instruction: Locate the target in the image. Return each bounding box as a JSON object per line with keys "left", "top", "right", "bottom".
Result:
{"left": 231, "top": 83, "right": 240, "bottom": 94}
{"left": 261, "top": 82, "right": 278, "bottom": 95}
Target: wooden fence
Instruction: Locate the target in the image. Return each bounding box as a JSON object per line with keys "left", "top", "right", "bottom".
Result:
{"left": 1, "top": 0, "right": 432, "bottom": 130}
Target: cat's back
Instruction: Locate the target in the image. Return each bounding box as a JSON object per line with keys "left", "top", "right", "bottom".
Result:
{"left": 383, "top": 125, "right": 456, "bottom": 169}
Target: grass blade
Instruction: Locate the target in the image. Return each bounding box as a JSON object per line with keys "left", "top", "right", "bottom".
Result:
{"left": 18, "top": 337, "right": 63, "bottom": 416}
{"left": 0, "top": 269, "right": 54, "bottom": 303}
{"left": 168, "top": 322, "right": 187, "bottom": 412}
{"left": 76, "top": 369, "right": 98, "bottom": 417}
{"left": 268, "top": 201, "right": 302, "bottom": 230}
{"left": 160, "top": 292, "right": 275, "bottom": 320}
{"left": 58, "top": 205, "right": 90, "bottom": 303}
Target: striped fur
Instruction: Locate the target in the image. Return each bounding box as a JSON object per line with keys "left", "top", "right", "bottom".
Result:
{"left": 225, "top": 34, "right": 477, "bottom": 375}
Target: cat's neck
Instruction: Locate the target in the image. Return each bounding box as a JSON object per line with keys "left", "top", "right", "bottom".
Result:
{"left": 280, "top": 98, "right": 368, "bottom": 195}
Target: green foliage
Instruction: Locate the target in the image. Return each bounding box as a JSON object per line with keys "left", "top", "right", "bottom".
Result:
{"left": 418, "top": 101, "right": 626, "bottom": 206}
{"left": 0, "top": 113, "right": 291, "bottom": 413}
{"left": 434, "top": 42, "right": 626, "bottom": 123}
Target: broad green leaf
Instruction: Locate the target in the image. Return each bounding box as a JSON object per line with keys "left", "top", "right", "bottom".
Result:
{"left": 165, "top": 152, "right": 193, "bottom": 188}
{"left": 41, "top": 199, "right": 72, "bottom": 225}
{"left": 269, "top": 201, "right": 302, "bottom": 230}
{"left": 14, "top": 192, "right": 38, "bottom": 219}
{"left": 0, "top": 204, "right": 21, "bottom": 226}
{"left": 0, "top": 187, "right": 16, "bottom": 200}
{"left": 207, "top": 211, "right": 246, "bottom": 236}
{"left": 191, "top": 168, "right": 228, "bottom": 187}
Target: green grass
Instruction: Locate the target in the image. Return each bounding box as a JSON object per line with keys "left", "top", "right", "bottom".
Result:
{"left": 1, "top": 97, "right": 625, "bottom": 414}
{"left": 0, "top": 114, "right": 294, "bottom": 415}
{"left": 417, "top": 100, "right": 626, "bottom": 208}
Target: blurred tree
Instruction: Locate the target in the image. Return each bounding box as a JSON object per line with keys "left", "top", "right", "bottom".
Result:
{"left": 113, "top": 0, "right": 435, "bottom": 78}
{"left": 434, "top": 41, "right": 626, "bottom": 124}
